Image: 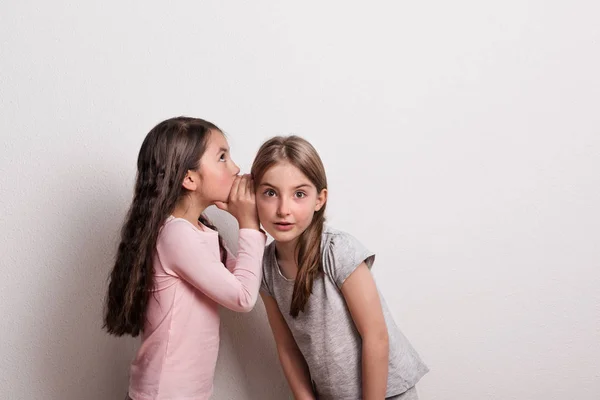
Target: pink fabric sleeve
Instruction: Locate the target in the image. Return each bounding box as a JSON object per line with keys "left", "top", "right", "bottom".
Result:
{"left": 159, "top": 222, "right": 266, "bottom": 312}
{"left": 225, "top": 246, "right": 236, "bottom": 272}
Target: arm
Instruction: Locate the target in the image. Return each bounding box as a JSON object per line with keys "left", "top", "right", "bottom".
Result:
{"left": 341, "top": 262, "right": 389, "bottom": 400}
{"left": 224, "top": 228, "right": 267, "bottom": 272}
{"left": 224, "top": 244, "right": 237, "bottom": 272}
{"left": 261, "top": 292, "right": 316, "bottom": 400}
{"left": 162, "top": 222, "right": 265, "bottom": 312}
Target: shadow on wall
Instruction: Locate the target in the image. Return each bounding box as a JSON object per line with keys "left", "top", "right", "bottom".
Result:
{"left": 35, "top": 169, "right": 137, "bottom": 400}
{"left": 32, "top": 178, "right": 286, "bottom": 400}
{"left": 206, "top": 207, "right": 290, "bottom": 400}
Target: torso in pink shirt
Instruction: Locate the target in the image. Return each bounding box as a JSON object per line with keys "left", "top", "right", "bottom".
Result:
{"left": 128, "top": 216, "right": 265, "bottom": 400}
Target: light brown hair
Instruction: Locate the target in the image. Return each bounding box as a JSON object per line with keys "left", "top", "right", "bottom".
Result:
{"left": 251, "top": 136, "right": 327, "bottom": 317}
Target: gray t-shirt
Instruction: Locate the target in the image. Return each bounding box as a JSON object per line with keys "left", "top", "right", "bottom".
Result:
{"left": 261, "top": 227, "right": 429, "bottom": 399}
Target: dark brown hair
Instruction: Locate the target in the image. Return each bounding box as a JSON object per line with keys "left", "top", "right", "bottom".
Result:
{"left": 251, "top": 136, "right": 327, "bottom": 317}
{"left": 103, "top": 116, "right": 226, "bottom": 337}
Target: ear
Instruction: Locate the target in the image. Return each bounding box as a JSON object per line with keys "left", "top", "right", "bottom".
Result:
{"left": 182, "top": 170, "right": 199, "bottom": 191}
{"left": 315, "top": 188, "right": 328, "bottom": 211}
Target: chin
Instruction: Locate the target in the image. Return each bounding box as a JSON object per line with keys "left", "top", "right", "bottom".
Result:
{"left": 268, "top": 229, "right": 301, "bottom": 244}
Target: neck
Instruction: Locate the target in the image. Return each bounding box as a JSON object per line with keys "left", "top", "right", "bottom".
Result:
{"left": 171, "top": 195, "right": 209, "bottom": 227}
{"left": 274, "top": 238, "right": 299, "bottom": 268}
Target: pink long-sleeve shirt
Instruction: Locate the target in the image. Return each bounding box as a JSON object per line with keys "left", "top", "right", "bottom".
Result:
{"left": 128, "top": 216, "right": 266, "bottom": 400}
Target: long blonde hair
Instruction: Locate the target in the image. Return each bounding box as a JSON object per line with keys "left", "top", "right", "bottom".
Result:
{"left": 251, "top": 136, "right": 327, "bottom": 317}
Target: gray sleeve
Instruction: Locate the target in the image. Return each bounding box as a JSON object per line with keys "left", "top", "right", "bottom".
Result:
{"left": 324, "top": 231, "right": 376, "bottom": 290}
{"left": 260, "top": 260, "right": 273, "bottom": 296}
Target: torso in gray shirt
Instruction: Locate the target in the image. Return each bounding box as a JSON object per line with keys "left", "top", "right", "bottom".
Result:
{"left": 261, "top": 226, "right": 429, "bottom": 400}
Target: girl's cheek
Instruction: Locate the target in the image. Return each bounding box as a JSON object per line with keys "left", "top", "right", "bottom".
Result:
{"left": 256, "top": 200, "right": 268, "bottom": 213}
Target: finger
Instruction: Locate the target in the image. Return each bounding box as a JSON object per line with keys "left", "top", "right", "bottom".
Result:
{"left": 229, "top": 175, "right": 242, "bottom": 200}
{"left": 214, "top": 201, "right": 228, "bottom": 211}
{"left": 237, "top": 174, "right": 248, "bottom": 198}
{"left": 246, "top": 176, "right": 255, "bottom": 199}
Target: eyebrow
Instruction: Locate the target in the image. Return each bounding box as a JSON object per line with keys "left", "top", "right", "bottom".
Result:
{"left": 260, "top": 182, "right": 312, "bottom": 190}
{"left": 216, "top": 147, "right": 229, "bottom": 155}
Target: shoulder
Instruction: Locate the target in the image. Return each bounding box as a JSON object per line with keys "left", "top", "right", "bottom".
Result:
{"left": 261, "top": 240, "right": 278, "bottom": 277}
{"left": 260, "top": 240, "right": 280, "bottom": 296}
{"left": 322, "top": 226, "right": 369, "bottom": 256}
{"left": 321, "top": 225, "right": 376, "bottom": 286}
{"left": 158, "top": 217, "right": 210, "bottom": 247}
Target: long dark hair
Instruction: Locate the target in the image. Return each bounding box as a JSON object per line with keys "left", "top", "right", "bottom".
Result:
{"left": 103, "top": 116, "right": 226, "bottom": 337}
{"left": 251, "top": 136, "right": 327, "bottom": 317}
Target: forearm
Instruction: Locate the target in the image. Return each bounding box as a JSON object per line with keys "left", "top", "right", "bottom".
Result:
{"left": 278, "top": 346, "right": 315, "bottom": 400}
{"left": 361, "top": 333, "right": 389, "bottom": 399}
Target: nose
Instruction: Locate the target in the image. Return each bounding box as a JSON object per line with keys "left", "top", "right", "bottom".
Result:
{"left": 231, "top": 161, "right": 240, "bottom": 176}
{"left": 276, "top": 197, "right": 290, "bottom": 217}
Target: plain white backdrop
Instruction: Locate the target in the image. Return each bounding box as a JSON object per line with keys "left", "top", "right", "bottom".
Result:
{"left": 1, "top": 1, "right": 599, "bottom": 399}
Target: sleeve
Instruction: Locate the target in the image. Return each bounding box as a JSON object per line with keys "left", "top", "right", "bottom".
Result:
{"left": 224, "top": 245, "right": 236, "bottom": 272}
{"left": 259, "top": 245, "right": 273, "bottom": 296}
{"left": 323, "top": 231, "right": 376, "bottom": 290}
{"left": 159, "top": 221, "right": 266, "bottom": 312}
{"left": 260, "top": 265, "right": 272, "bottom": 296}
{"left": 225, "top": 228, "right": 268, "bottom": 272}
{"left": 227, "top": 240, "right": 271, "bottom": 296}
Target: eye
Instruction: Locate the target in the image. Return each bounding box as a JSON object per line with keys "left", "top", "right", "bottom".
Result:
{"left": 263, "top": 189, "right": 276, "bottom": 197}
{"left": 219, "top": 153, "right": 226, "bottom": 162}
{"left": 295, "top": 191, "right": 307, "bottom": 198}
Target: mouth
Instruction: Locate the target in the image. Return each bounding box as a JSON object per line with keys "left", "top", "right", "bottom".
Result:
{"left": 273, "top": 222, "right": 294, "bottom": 231}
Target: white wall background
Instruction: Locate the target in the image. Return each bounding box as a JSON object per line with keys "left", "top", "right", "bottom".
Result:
{"left": 1, "top": 1, "right": 599, "bottom": 399}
